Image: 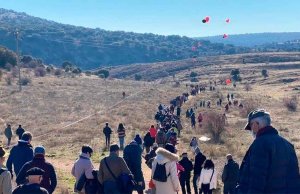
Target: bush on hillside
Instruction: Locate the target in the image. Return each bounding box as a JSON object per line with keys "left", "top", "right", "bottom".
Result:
{"left": 203, "top": 111, "right": 226, "bottom": 143}
{"left": 5, "top": 74, "right": 13, "bottom": 85}
{"left": 54, "top": 69, "right": 63, "bottom": 76}
{"left": 190, "top": 71, "right": 198, "bottom": 77}
{"left": 34, "top": 67, "right": 46, "bottom": 77}
{"left": 0, "top": 47, "right": 17, "bottom": 68}
{"left": 261, "top": 69, "right": 268, "bottom": 78}
{"left": 231, "top": 68, "right": 242, "bottom": 82}
{"left": 283, "top": 96, "right": 298, "bottom": 112}
{"left": 19, "top": 77, "right": 31, "bottom": 86}
{"left": 190, "top": 77, "right": 199, "bottom": 82}
{"left": 96, "top": 69, "right": 109, "bottom": 78}
{"left": 134, "top": 74, "right": 142, "bottom": 81}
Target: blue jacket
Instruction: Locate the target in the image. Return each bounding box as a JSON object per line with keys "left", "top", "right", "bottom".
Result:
{"left": 6, "top": 140, "right": 34, "bottom": 176}
{"left": 237, "top": 126, "right": 300, "bottom": 194}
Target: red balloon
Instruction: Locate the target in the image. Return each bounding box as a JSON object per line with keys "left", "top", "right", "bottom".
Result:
{"left": 223, "top": 34, "right": 229, "bottom": 39}
{"left": 205, "top": 16, "right": 210, "bottom": 23}
{"left": 226, "top": 18, "right": 230, "bottom": 23}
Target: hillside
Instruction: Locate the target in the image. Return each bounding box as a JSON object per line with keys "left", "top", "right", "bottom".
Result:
{"left": 0, "top": 8, "right": 250, "bottom": 70}
{"left": 198, "top": 32, "right": 300, "bottom": 47}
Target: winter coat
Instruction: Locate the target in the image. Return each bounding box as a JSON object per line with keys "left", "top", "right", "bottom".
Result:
{"left": 151, "top": 148, "right": 180, "bottom": 194}
{"left": 103, "top": 126, "right": 112, "bottom": 136}
{"left": 0, "top": 167, "right": 12, "bottom": 194}
{"left": 16, "top": 155, "right": 57, "bottom": 194}
{"left": 156, "top": 130, "right": 167, "bottom": 146}
{"left": 4, "top": 127, "right": 12, "bottom": 139}
{"left": 134, "top": 135, "right": 143, "bottom": 145}
{"left": 221, "top": 159, "right": 239, "bottom": 187}
{"left": 98, "top": 152, "right": 131, "bottom": 184}
{"left": 194, "top": 152, "right": 206, "bottom": 175}
{"left": 149, "top": 127, "right": 157, "bottom": 138}
{"left": 198, "top": 168, "right": 218, "bottom": 190}
{"left": 123, "top": 141, "right": 145, "bottom": 189}
{"left": 143, "top": 132, "right": 155, "bottom": 147}
{"left": 15, "top": 127, "right": 25, "bottom": 139}
{"left": 72, "top": 153, "right": 95, "bottom": 184}
{"left": 6, "top": 140, "right": 34, "bottom": 176}
{"left": 237, "top": 126, "right": 300, "bottom": 194}
{"left": 12, "top": 183, "right": 48, "bottom": 194}
{"left": 179, "top": 157, "right": 193, "bottom": 178}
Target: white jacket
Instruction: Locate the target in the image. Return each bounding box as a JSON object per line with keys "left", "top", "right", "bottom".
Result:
{"left": 198, "top": 168, "right": 218, "bottom": 190}
{"left": 151, "top": 148, "right": 180, "bottom": 194}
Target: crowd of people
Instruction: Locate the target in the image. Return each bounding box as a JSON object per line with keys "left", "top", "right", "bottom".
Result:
{"left": 1, "top": 84, "right": 300, "bottom": 194}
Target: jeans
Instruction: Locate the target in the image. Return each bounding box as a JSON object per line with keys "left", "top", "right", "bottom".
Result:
{"left": 103, "top": 181, "right": 120, "bottom": 194}
{"left": 119, "top": 137, "right": 125, "bottom": 150}
{"left": 180, "top": 175, "right": 191, "bottom": 194}
{"left": 105, "top": 135, "right": 111, "bottom": 147}
{"left": 200, "top": 183, "right": 212, "bottom": 194}
{"left": 193, "top": 174, "right": 200, "bottom": 194}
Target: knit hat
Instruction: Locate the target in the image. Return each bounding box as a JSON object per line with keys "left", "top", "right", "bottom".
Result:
{"left": 110, "top": 144, "right": 120, "bottom": 152}
{"left": 34, "top": 146, "right": 45, "bottom": 155}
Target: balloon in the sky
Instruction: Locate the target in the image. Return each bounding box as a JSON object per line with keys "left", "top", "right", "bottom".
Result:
{"left": 202, "top": 19, "right": 207, "bottom": 23}
{"left": 226, "top": 79, "right": 231, "bottom": 85}
{"left": 205, "top": 16, "right": 210, "bottom": 23}
{"left": 225, "top": 18, "right": 230, "bottom": 23}
{"left": 223, "top": 34, "right": 229, "bottom": 39}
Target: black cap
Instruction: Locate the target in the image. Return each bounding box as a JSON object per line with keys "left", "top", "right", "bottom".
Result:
{"left": 26, "top": 167, "right": 45, "bottom": 176}
{"left": 244, "top": 109, "right": 270, "bottom": 130}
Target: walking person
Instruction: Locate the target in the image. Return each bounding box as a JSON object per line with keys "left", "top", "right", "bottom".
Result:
{"left": 16, "top": 146, "right": 57, "bottom": 194}
{"left": 98, "top": 144, "right": 132, "bottom": 194}
{"left": 15, "top": 125, "right": 25, "bottom": 140}
{"left": 237, "top": 109, "right": 300, "bottom": 193}
{"left": 144, "top": 131, "right": 155, "bottom": 153}
{"left": 193, "top": 147, "right": 206, "bottom": 194}
{"left": 222, "top": 154, "right": 239, "bottom": 194}
{"left": 4, "top": 124, "right": 12, "bottom": 147}
{"left": 0, "top": 146, "right": 12, "bottom": 194}
{"left": 13, "top": 167, "right": 49, "bottom": 194}
{"left": 179, "top": 153, "right": 193, "bottom": 194}
{"left": 198, "top": 159, "right": 217, "bottom": 194}
{"left": 71, "top": 145, "right": 95, "bottom": 193}
{"left": 151, "top": 144, "right": 180, "bottom": 194}
{"left": 6, "top": 132, "right": 34, "bottom": 177}
{"left": 117, "top": 123, "right": 126, "bottom": 150}
{"left": 124, "top": 140, "right": 145, "bottom": 194}
{"left": 103, "top": 123, "right": 112, "bottom": 148}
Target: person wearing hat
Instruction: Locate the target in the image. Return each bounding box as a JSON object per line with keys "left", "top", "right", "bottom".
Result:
{"left": 72, "top": 145, "right": 95, "bottom": 193}
{"left": 16, "top": 146, "right": 57, "bottom": 194}
{"left": 103, "top": 122, "right": 112, "bottom": 148}
{"left": 4, "top": 124, "right": 12, "bottom": 147}
{"left": 193, "top": 146, "right": 206, "bottom": 194}
{"left": 6, "top": 131, "right": 34, "bottom": 178}
{"left": 98, "top": 144, "right": 132, "bottom": 194}
{"left": 0, "top": 146, "right": 12, "bottom": 194}
{"left": 151, "top": 143, "right": 180, "bottom": 194}
{"left": 13, "top": 167, "right": 49, "bottom": 194}
{"left": 237, "top": 109, "right": 300, "bottom": 193}
{"left": 179, "top": 152, "right": 193, "bottom": 194}
{"left": 221, "top": 154, "right": 239, "bottom": 194}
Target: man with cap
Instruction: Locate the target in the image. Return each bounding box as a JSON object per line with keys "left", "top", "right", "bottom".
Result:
{"left": 0, "top": 146, "right": 12, "bottom": 194}
{"left": 6, "top": 131, "right": 34, "bottom": 177}
{"left": 237, "top": 109, "right": 300, "bottom": 193}
{"left": 72, "top": 145, "right": 95, "bottom": 193}
{"left": 16, "top": 146, "right": 57, "bottom": 194}
{"left": 179, "top": 152, "right": 193, "bottom": 194}
{"left": 103, "top": 122, "right": 112, "bottom": 148}
{"left": 222, "top": 154, "right": 239, "bottom": 194}
{"left": 13, "top": 167, "right": 49, "bottom": 194}
{"left": 98, "top": 144, "right": 132, "bottom": 194}
{"left": 193, "top": 146, "right": 206, "bottom": 194}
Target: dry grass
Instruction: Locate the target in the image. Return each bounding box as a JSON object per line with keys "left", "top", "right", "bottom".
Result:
{"left": 0, "top": 53, "right": 300, "bottom": 193}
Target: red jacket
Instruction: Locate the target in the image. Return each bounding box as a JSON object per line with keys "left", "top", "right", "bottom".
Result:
{"left": 149, "top": 127, "right": 157, "bottom": 138}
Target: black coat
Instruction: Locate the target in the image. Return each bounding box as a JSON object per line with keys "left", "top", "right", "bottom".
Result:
{"left": 143, "top": 132, "right": 154, "bottom": 147}
{"left": 179, "top": 157, "right": 193, "bottom": 178}
{"left": 222, "top": 159, "right": 239, "bottom": 186}
{"left": 13, "top": 184, "right": 49, "bottom": 194}
{"left": 237, "top": 126, "right": 300, "bottom": 194}
{"left": 193, "top": 152, "right": 206, "bottom": 175}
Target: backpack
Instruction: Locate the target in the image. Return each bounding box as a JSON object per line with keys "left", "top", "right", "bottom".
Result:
{"left": 153, "top": 162, "right": 170, "bottom": 182}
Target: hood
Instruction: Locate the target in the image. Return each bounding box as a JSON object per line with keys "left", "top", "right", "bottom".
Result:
{"left": 155, "top": 147, "right": 179, "bottom": 164}
{"left": 17, "top": 140, "right": 30, "bottom": 146}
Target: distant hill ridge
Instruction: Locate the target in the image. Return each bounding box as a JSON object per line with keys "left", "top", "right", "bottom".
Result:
{"left": 198, "top": 32, "right": 300, "bottom": 47}
{"left": 0, "top": 8, "right": 250, "bottom": 70}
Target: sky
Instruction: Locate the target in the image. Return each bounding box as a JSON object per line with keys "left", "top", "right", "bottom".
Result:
{"left": 0, "top": 0, "right": 299, "bottom": 37}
